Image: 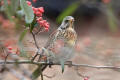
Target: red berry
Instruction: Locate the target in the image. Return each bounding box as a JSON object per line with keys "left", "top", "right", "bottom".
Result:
{"left": 38, "top": 21, "right": 44, "bottom": 26}
{"left": 45, "top": 27, "right": 49, "bottom": 31}
{"left": 7, "top": 46, "right": 12, "bottom": 50}
{"left": 44, "top": 23, "right": 49, "bottom": 28}
{"left": 84, "top": 78, "right": 88, "bottom": 80}
{"left": 42, "top": 20, "right": 47, "bottom": 23}
{"left": 26, "top": 1, "right": 32, "bottom": 6}
{"left": 36, "top": 12, "right": 42, "bottom": 17}
{"left": 84, "top": 77, "right": 89, "bottom": 80}
{"left": 38, "top": 7, "right": 44, "bottom": 13}
{"left": 35, "top": 11, "right": 40, "bottom": 15}
{"left": 32, "top": 7, "right": 37, "bottom": 13}
{"left": 31, "top": 6, "right": 50, "bottom": 31}
{"left": 36, "top": 17, "right": 43, "bottom": 21}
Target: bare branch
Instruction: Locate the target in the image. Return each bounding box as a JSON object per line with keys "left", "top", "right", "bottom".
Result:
{"left": 0, "top": 60, "right": 120, "bottom": 70}
{"left": 31, "top": 32, "right": 39, "bottom": 49}
{"left": 34, "top": 27, "right": 44, "bottom": 35}
{"left": 31, "top": 31, "right": 40, "bottom": 61}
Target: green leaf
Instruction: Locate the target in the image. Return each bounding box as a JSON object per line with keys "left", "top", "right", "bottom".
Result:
{"left": 19, "top": 29, "right": 28, "bottom": 42}
{"left": 20, "top": 0, "right": 34, "bottom": 23}
{"left": 25, "top": 23, "right": 30, "bottom": 27}
{"left": 56, "top": 2, "right": 80, "bottom": 23}
{"left": 31, "top": 65, "right": 43, "bottom": 80}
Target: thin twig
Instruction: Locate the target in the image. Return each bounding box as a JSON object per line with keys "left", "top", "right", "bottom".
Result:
{"left": 31, "top": 32, "right": 39, "bottom": 49}
{"left": 2, "top": 47, "right": 9, "bottom": 69}
{"left": 31, "top": 31, "right": 40, "bottom": 61}
{"left": 0, "top": 60, "right": 120, "bottom": 70}
{"left": 4, "top": 54, "right": 9, "bottom": 64}
{"left": 34, "top": 27, "right": 44, "bottom": 35}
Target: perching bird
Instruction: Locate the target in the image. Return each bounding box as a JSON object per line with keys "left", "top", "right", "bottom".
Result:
{"left": 32, "top": 16, "right": 77, "bottom": 79}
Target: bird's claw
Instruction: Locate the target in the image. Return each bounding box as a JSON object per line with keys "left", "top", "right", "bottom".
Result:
{"left": 66, "top": 61, "right": 72, "bottom": 67}
{"left": 48, "top": 60, "right": 53, "bottom": 68}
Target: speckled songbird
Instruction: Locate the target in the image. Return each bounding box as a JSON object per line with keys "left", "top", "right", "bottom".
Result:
{"left": 42, "top": 16, "right": 77, "bottom": 70}
{"left": 32, "top": 16, "right": 77, "bottom": 79}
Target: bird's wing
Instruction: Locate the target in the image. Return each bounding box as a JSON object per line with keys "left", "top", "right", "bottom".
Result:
{"left": 44, "top": 29, "right": 61, "bottom": 49}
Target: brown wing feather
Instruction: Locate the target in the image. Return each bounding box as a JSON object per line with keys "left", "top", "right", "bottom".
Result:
{"left": 44, "top": 30, "right": 60, "bottom": 49}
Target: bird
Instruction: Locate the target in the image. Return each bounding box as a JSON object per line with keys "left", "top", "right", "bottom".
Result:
{"left": 32, "top": 16, "right": 77, "bottom": 79}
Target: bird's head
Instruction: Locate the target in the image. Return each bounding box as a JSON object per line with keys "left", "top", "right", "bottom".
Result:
{"left": 59, "top": 16, "right": 74, "bottom": 30}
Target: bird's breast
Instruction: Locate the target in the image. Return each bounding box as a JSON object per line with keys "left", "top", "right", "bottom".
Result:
{"left": 63, "top": 29, "right": 77, "bottom": 46}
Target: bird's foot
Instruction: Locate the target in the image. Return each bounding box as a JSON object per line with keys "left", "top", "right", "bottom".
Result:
{"left": 48, "top": 61, "right": 53, "bottom": 68}
{"left": 66, "top": 61, "right": 72, "bottom": 67}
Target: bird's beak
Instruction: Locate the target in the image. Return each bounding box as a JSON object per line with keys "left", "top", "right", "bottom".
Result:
{"left": 70, "top": 19, "right": 74, "bottom": 23}
{"left": 69, "top": 19, "right": 74, "bottom": 28}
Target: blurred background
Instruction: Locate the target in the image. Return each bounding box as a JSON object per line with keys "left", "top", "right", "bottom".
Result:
{"left": 30, "top": 0, "right": 120, "bottom": 35}
{"left": 0, "top": 0, "right": 120, "bottom": 80}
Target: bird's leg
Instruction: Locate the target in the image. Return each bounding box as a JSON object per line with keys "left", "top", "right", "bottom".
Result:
{"left": 48, "top": 59, "right": 53, "bottom": 68}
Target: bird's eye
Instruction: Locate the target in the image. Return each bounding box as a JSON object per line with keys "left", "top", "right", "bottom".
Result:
{"left": 65, "top": 20, "right": 69, "bottom": 23}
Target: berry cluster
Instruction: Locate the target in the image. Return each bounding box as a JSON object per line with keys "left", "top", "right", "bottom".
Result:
{"left": 36, "top": 17, "right": 49, "bottom": 31}
{"left": 3, "top": 39, "right": 19, "bottom": 55}
{"left": 4, "top": 45, "right": 19, "bottom": 55}
{"left": 27, "top": 1, "right": 50, "bottom": 31}
{"left": 7, "top": 46, "right": 13, "bottom": 53}
{"left": 32, "top": 7, "right": 44, "bottom": 17}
